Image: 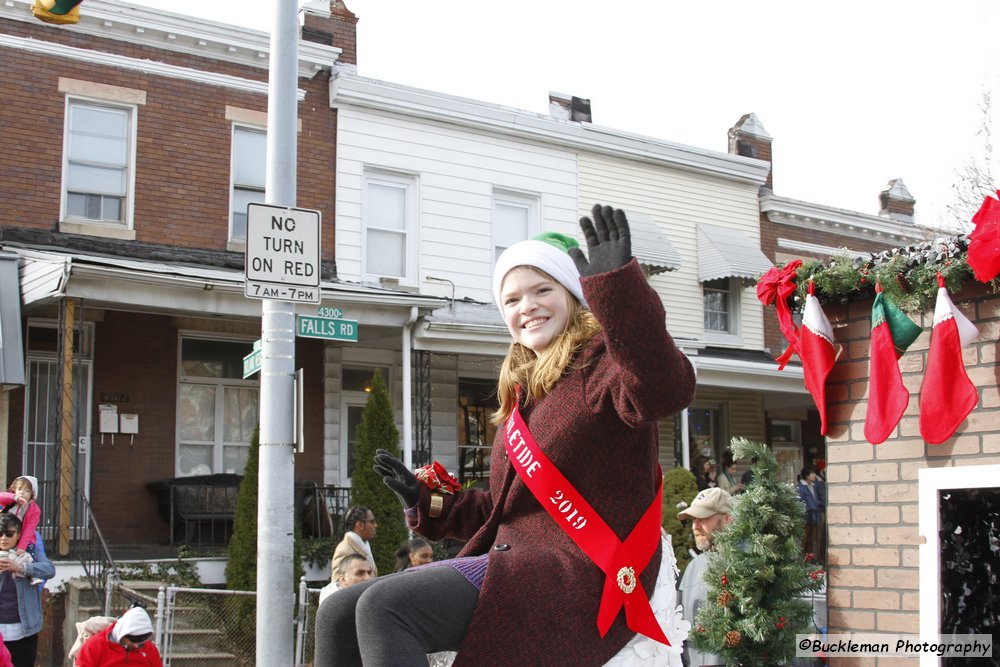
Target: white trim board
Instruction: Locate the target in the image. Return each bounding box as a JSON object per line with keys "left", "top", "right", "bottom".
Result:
{"left": 0, "top": 33, "right": 308, "bottom": 99}
{"left": 917, "top": 463, "right": 1000, "bottom": 667}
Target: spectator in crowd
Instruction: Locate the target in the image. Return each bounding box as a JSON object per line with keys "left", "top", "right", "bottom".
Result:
{"left": 319, "top": 554, "right": 376, "bottom": 605}
{"left": 0, "top": 514, "right": 55, "bottom": 667}
{"left": 716, "top": 451, "right": 743, "bottom": 495}
{"left": 797, "top": 466, "right": 822, "bottom": 557}
{"left": 74, "top": 606, "right": 162, "bottom": 667}
{"left": 331, "top": 506, "right": 378, "bottom": 578}
{"left": 394, "top": 538, "right": 434, "bottom": 572}
{"left": 677, "top": 488, "right": 733, "bottom": 667}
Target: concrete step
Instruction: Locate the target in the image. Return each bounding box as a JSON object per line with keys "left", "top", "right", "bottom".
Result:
{"left": 165, "top": 652, "right": 241, "bottom": 667}
{"left": 168, "top": 627, "right": 229, "bottom": 653}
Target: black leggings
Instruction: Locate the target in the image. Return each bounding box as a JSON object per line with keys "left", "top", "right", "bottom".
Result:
{"left": 314, "top": 565, "right": 478, "bottom": 667}
{"left": 5, "top": 633, "right": 38, "bottom": 667}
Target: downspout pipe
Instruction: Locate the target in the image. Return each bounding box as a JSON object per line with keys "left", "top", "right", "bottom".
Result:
{"left": 402, "top": 306, "right": 418, "bottom": 469}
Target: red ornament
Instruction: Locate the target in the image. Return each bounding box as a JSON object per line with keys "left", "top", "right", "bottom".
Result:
{"left": 810, "top": 568, "right": 825, "bottom": 581}
{"left": 721, "top": 573, "right": 728, "bottom": 586}
{"left": 805, "top": 552, "right": 815, "bottom": 562}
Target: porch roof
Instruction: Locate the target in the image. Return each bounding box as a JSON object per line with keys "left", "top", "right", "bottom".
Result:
{"left": 692, "top": 346, "right": 808, "bottom": 395}
{"left": 7, "top": 245, "right": 445, "bottom": 326}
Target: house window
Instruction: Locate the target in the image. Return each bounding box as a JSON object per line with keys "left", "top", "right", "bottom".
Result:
{"left": 64, "top": 99, "right": 133, "bottom": 225}
{"left": 363, "top": 171, "right": 417, "bottom": 284}
{"left": 177, "top": 337, "right": 259, "bottom": 477}
{"left": 231, "top": 126, "right": 267, "bottom": 242}
{"left": 492, "top": 192, "right": 538, "bottom": 262}
{"left": 703, "top": 278, "right": 734, "bottom": 332}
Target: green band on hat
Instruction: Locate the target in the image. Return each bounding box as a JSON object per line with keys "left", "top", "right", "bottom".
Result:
{"left": 532, "top": 232, "right": 579, "bottom": 254}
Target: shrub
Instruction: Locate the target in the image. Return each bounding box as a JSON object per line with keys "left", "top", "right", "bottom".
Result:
{"left": 349, "top": 371, "right": 408, "bottom": 575}
{"left": 662, "top": 465, "right": 699, "bottom": 575}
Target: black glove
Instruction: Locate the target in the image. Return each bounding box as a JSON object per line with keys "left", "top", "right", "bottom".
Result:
{"left": 373, "top": 448, "right": 420, "bottom": 509}
{"left": 569, "top": 204, "right": 632, "bottom": 277}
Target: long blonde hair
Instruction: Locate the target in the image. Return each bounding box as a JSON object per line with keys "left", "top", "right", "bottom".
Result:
{"left": 492, "top": 290, "right": 601, "bottom": 425}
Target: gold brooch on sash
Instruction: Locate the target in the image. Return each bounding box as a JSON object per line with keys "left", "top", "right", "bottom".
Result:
{"left": 616, "top": 566, "right": 636, "bottom": 594}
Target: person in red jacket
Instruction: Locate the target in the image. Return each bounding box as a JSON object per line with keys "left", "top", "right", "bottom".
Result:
{"left": 75, "top": 606, "right": 162, "bottom": 667}
{"left": 316, "top": 205, "right": 696, "bottom": 666}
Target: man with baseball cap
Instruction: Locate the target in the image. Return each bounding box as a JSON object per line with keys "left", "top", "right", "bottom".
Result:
{"left": 677, "top": 487, "right": 734, "bottom": 667}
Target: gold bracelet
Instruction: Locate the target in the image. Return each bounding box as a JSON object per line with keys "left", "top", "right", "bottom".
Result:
{"left": 429, "top": 493, "right": 444, "bottom": 518}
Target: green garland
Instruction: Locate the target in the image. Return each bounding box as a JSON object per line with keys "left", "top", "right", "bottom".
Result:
{"left": 785, "top": 235, "right": 985, "bottom": 313}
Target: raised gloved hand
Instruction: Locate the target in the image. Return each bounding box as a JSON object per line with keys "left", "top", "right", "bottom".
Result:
{"left": 569, "top": 204, "right": 632, "bottom": 277}
{"left": 373, "top": 448, "right": 420, "bottom": 509}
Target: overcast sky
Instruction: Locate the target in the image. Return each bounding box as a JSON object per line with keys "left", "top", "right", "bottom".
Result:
{"left": 128, "top": 0, "right": 1000, "bottom": 230}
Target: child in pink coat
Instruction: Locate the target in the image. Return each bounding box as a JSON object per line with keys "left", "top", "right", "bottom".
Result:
{"left": 0, "top": 476, "right": 43, "bottom": 586}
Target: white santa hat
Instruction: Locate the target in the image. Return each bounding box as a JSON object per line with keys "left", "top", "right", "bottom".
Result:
{"left": 492, "top": 233, "right": 587, "bottom": 313}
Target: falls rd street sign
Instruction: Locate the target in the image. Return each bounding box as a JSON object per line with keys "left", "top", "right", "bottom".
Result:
{"left": 245, "top": 203, "right": 321, "bottom": 304}
{"left": 297, "top": 315, "right": 358, "bottom": 342}
{"left": 242, "top": 340, "right": 262, "bottom": 379}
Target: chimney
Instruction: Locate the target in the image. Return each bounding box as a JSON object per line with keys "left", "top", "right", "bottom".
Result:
{"left": 303, "top": 0, "right": 358, "bottom": 64}
{"left": 549, "top": 92, "right": 592, "bottom": 123}
{"left": 727, "top": 113, "right": 772, "bottom": 191}
{"left": 879, "top": 178, "right": 916, "bottom": 223}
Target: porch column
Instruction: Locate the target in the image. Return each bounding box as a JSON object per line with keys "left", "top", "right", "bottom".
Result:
{"left": 58, "top": 298, "right": 75, "bottom": 556}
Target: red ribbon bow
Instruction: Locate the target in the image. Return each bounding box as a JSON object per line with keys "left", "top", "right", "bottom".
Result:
{"left": 756, "top": 259, "right": 802, "bottom": 369}
{"left": 414, "top": 461, "right": 461, "bottom": 494}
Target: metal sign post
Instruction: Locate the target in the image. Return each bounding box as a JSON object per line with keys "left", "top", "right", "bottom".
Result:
{"left": 256, "top": 0, "right": 300, "bottom": 664}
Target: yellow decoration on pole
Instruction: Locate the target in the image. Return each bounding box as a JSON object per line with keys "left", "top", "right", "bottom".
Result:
{"left": 32, "top": 0, "right": 82, "bottom": 25}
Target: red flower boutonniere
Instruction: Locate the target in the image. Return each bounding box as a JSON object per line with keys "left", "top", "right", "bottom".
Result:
{"left": 414, "top": 461, "right": 462, "bottom": 495}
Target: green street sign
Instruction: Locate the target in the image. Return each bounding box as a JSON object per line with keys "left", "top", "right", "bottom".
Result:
{"left": 243, "top": 342, "right": 262, "bottom": 379}
{"left": 297, "top": 315, "right": 358, "bottom": 342}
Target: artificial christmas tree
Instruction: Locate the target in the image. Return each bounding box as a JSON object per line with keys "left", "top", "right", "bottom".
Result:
{"left": 691, "top": 438, "right": 824, "bottom": 666}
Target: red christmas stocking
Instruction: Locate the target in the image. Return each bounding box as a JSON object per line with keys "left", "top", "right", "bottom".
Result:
{"left": 920, "top": 276, "right": 979, "bottom": 444}
{"left": 800, "top": 283, "right": 836, "bottom": 435}
{"left": 864, "top": 285, "right": 922, "bottom": 445}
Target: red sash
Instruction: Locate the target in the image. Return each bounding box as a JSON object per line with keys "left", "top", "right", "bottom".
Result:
{"left": 504, "top": 404, "right": 669, "bottom": 645}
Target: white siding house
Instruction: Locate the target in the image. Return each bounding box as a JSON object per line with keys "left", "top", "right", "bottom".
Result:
{"left": 328, "top": 69, "right": 810, "bottom": 485}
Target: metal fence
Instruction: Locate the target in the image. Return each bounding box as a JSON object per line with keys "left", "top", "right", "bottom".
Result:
{"left": 101, "top": 578, "right": 457, "bottom": 667}
{"left": 102, "top": 578, "right": 318, "bottom": 667}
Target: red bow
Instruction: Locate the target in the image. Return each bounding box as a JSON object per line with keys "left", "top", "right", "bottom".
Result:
{"left": 756, "top": 260, "right": 802, "bottom": 369}
{"left": 969, "top": 191, "right": 1000, "bottom": 283}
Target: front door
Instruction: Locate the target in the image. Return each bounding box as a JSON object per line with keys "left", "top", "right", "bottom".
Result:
{"left": 22, "top": 320, "right": 94, "bottom": 541}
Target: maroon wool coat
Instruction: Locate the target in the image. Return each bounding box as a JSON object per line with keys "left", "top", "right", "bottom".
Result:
{"left": 411, "top": 259, "right": 696, "bottom": 666}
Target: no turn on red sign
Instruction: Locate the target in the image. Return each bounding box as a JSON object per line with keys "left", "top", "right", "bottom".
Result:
{"left": 245, "top": 203, "right": 322, "bottom": 303}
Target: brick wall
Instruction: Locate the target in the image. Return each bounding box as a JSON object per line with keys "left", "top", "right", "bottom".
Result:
{"left": 91, "top": 311, "right": 179, "bottom": 542}
{"left": 823, "top": 281, "right": 999, "bottom": 659}
{"left": 0, "top": 14, "right": 338, "bottom": 261}
{"left": 89, "top": 313, "right": 329, "bottom": 543}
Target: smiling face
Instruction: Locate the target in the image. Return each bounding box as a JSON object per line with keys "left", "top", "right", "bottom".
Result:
{"left": 500, "top": 267, "right": 572, "bottom": 353}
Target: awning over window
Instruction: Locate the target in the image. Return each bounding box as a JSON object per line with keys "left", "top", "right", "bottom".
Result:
{"left": 0, "top": 252, "right": 25, "bottom": 387}
{"left": 697, "top": 223, "right": 773, "bottom": 282}
{"left": 625, "top": 211, "right": 681, "bottom": 275}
